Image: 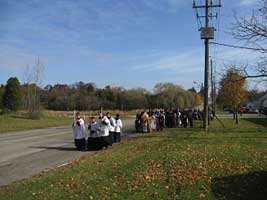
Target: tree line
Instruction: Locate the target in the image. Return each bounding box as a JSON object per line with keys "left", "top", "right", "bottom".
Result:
{"left": 0, "top": 78, "right": 203, "bottom": 112}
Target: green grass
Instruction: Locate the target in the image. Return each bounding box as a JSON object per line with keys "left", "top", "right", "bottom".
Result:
{"left": 0, "top": 119, "right": 266, "bottom": 200}
{"left": 0, "top": 113, "right": 71, "bottom": 133}
{"left": 0, "top": 110, "right": 136, "bottom": 133}
{"left": 209, "top": 117, "right": 267, "bottom": 131}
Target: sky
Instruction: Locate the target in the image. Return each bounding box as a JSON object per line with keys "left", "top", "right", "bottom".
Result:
{"left": 0, "top": 0, "right": 263, "bottom": 90}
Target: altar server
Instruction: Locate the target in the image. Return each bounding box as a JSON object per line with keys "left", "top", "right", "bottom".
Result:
{"left": 114, "top": 114, "right": 123, "bottom": 142}
{"left": 97, "top": 112, "right": 111, "bottom": 148}
{"left": 72, "top": 112, "right": 86, "bottom": 151}
{"left": 87, "top": 116, "right": 102, "bottom": 150}
{"left": 107, "top": 112, "right": 116, "bottom": 144}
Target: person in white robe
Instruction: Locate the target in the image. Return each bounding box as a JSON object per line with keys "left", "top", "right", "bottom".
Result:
{"left": 72, "top": 112, "right": 87, "bottom": 151}
{"left": 150, "top": 113, "right": 157, "bottom": 132}
{"left": 107, "top": 112, "right": 116, "bottom": 144}
{"left": 97, "top": 112, "right": 111, "bottom": 148}
{"left": 114, "top": 114, "right": 123, "bottom": 142}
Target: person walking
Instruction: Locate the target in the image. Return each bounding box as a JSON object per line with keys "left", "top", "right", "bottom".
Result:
{"left": 114, "top": 114, "right": 123, "bottom": 142}
{"left": 188, "top": 110, "right": 194, "bottom": 128}
{"left": 97, "top": 112, "right": 111, "bottom": 148}
{"left": 141, "top": 111, "right": 151, "bottom": 133}
{"left": 72, "top": 112, "right": 87, "bottom": 151}
{"left": 150, "top": 113, "right": 157, "bottom": 132}
{"left": 107, "top": 112, "right": 116, "bottom": 144}
{"left": 88, "top": 116, "right": 102, "bottom": 150}
{"left": 158, "top": 111, "right": 165, "bottom": 131}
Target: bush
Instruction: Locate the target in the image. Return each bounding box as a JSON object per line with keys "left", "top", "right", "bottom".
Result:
{"left": 0, "top": 108, "right": 11, "bottom": 115}
{"left": 26, "top": 111, "right": 44, "bottom": 120}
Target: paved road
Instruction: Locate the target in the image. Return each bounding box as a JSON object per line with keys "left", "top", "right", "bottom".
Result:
{"left": 0, "top": 118, "right": 135, "bottom": 186}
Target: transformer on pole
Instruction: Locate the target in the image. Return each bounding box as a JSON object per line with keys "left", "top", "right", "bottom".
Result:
{"left": 193, "top": 0, "right": 222, "bottom": 131}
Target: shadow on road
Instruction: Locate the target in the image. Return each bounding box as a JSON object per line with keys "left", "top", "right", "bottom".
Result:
{"left": 211, "top": 171, "right": 267, "bottom": 200}
{"left": 30, "top": 146, "right": 77, "bottom": 151}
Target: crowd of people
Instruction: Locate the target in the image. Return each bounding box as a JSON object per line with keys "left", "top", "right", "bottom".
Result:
{"left": 72, "top": 109, "right": 214, "bottom": 150}
{"left": 72, "top": 112, "right": 123, "bottom": 151}
{"left": 135, "top": 109, "right": 207, "bottom": 133}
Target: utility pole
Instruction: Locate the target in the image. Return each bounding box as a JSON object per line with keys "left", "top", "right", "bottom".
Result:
{"left": 210, "top": 58, "right": 215, "bottom": 114}
{"left": 209, "top": 58, "right": 213, "bottom": 126}
{"left": 213, "top": 62, "right": 216, "bottom": 115}
{"left": 193, "top": 0, "right": 221, "bottom": 131}
{"left": 211, "top": 58, "right": 217, "bottom": 115}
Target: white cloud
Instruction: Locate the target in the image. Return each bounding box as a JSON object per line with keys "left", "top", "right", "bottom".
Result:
{"left": 142, "top": 0, "right": 188, "bottom": 13}
{"left": 131, "top": 48, "right": 204, "bottom": 74}
{"left": 130, "top": 45, "right": 262, "bottom": 83}
{"left": 239, "top": 0, "right": 259, "bottom": 6}
{"left": 215, "top": 47, "right": 260, "bottom": 66}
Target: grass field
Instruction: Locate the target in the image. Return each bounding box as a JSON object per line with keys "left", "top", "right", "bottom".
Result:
{"left": 0, "top": 110, "right": 135, "bottom": 133}
{"left": 0, "top": 118, "right": 266, "bottom": 200}
{"left": 0, "top": 112, "right": 71, "bottom": 133}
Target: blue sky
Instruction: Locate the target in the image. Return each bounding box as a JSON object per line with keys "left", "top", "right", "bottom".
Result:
{"left": 0, "top": 0, "right": 262, "bottom": 90}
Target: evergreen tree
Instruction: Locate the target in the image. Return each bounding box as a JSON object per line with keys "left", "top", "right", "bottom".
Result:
{"left": 0, "top": 84, "right": 4, "bottom": 109}
{"left": 2, "top": 77, "right": 23, "bottom": 111}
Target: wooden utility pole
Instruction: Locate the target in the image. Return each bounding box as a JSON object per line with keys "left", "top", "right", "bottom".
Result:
{"left": 213, "top": 62, "right": 216, "bottom": 115}
{"left": 210, "top": 58, "right": 214, "bottom": 113}
{"left": 193, "top": 0, "right": 221, "bottom": 131}
{"left": 204, "top": 0, "right": 209, "bottom": 130}
{"left": 210, "top": 58, "right": 216, "bottom": 115}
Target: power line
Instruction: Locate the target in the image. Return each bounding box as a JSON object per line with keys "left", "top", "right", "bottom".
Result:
{"left": 194, "top": 8, "right": 203, "bottom": 29}
{"left": 210, "top": 42, "right": 267, "bottom": 52}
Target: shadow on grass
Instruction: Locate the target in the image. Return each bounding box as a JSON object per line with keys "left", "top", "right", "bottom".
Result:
{"left": 243, "top": 118, "right": 267, "bottom": 128}
{"left": 211, "top": 171, "right": 267, "bottom": 200}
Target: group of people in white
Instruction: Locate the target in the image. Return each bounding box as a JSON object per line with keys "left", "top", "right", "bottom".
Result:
{"left": 72, "top": 112, "right": 123, "bottom": 151}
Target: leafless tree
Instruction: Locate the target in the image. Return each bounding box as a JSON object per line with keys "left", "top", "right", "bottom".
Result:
{"left": 23, "top": 57, "right": 45, "bottom": 113}
{"left": 233, "top": 0, "right": 267, "bottom": 43}
{"left": 232, "top": 0, "right": 267, "bottom": 79}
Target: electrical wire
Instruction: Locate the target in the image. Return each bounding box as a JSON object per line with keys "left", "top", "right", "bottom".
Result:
{"left": 210, "top": 42, "right": 267, "bottom": 52}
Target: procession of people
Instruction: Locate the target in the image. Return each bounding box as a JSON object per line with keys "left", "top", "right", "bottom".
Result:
{"left": 72, "top": 112, "right": 123, "bottom": 151}
{"left": 72, "top": 109, "right": 209, "bottom": 151}
{"left": 135, "top": 109, "right": 205, "bottom": 133}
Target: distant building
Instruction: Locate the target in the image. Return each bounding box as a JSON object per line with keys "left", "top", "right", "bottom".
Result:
{"left": 246, "top": 93, "right": 267, "bottom": 111}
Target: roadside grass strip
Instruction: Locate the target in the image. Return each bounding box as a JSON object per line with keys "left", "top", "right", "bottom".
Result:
{"left": 0, "top": 125, "right": 266, "bottom": 200}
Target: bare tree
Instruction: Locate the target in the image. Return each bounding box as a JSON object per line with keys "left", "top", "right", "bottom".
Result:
{"left": 233, "top": 0, "right": 267, "bottom": 42}
{"left": 23, "top": 57, "right": 45, "bottom": 114}
{"left": 232, "top": 0, "right": 267, "bottom": 79}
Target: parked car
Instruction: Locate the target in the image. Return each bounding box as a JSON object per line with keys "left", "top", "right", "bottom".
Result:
{"left": 247, "top": 109, "right": 259, "bottom": 114}
{"left": 239, "top": 107, "right": 246, "bottom": 114}
{"left": 223, "top": 107, "right": 230, "bottom": 112}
